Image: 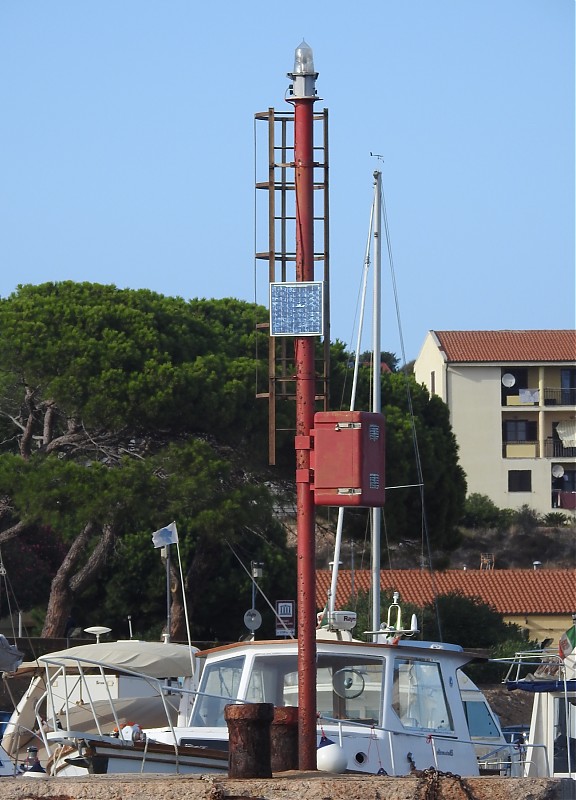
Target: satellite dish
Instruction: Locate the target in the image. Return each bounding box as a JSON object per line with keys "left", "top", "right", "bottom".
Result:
{"left": 502, "top": 373, "right": 516, "bottom": 388}
{"left": 243, "top": 609, "right": 262, "bottom": 632}
{"left": 84, "top": 625, "right": 112, "bottom": 643}
{"left": 552, "top": 465, "right": 565, "bottom": 478}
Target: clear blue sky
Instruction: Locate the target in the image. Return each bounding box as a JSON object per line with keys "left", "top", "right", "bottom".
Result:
{"left": 1, "top": 1, "right": 573, "bottom": 362}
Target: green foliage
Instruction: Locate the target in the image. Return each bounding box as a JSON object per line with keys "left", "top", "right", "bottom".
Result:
{"left": 0, "top": 282, "right": 270, "bottom": 455}
{"left": 0, "top": 282, "right": 284, "bottom": 636}
{"left": 467, "top": 635, "right": 537, "bottom": 685}
{"left": 421, "top": 592, "right": 523, "bottom": 649}
{"left": 0, "top": 281, "right": 472, "bottom": 638}
{"left": 0, "top": 526, "right": 66, "bottom": 613}
{"left": 542, "top": 511, "right": 571, "bottom": 528}
{"left": 345, "top": 590, "right": 529, "bottom": 679}
{"left": 512, "top": 504, "right": 542, "bottom": 534}
{"left": 357, "top": 350, "right": 400, "bottom": 372}
{"left": 460, "top": 493, "right": 511, "bottom": 531}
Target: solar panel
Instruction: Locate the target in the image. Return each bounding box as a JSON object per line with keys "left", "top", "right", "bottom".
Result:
{"left": 269, "top": 281, "right": 324, "bottom": 337}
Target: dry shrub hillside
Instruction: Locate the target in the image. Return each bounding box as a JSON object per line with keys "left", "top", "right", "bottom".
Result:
{"left": 447, "top": 524, "right": 575, "bottom": 571}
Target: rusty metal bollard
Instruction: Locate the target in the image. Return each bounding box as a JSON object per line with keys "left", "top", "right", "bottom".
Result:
{"left": 224, "top": 702, "right": 274, "bottom": 778}
{"left": 271, "top": 706, "right": 299, "bottom": 772}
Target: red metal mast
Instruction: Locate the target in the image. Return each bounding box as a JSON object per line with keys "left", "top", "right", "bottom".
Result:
{"left": 287, "top": 41, "right": 319, "bottom": 771}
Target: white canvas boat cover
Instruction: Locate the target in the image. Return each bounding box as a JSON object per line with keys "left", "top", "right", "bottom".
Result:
{"left": 39, "top": 640, "right": 197, "bottom": 679}
{"left": 59, "top": 694, "right": 181, "bottom": 733}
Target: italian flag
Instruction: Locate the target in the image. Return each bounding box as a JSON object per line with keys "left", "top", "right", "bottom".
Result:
{"left": 559, "top": 626, "right": 576, "bottom": 659}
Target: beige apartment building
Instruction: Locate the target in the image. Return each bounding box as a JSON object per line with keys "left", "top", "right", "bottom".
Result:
{"left": 414, "top": 330, "right": 576, "bottom": 516}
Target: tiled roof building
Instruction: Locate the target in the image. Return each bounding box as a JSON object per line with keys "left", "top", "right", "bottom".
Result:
{"left": 414, "top": 330, "right": 576, "bottom": 515}
{"left": 431, "top": 330, "right": 576, "bottom": 364}
{"left": 316, "top": 568, "right": 576, "bottom": 645}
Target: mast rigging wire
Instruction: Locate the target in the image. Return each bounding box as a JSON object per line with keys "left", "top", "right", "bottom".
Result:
{"left": 379, "top": 174, "right": 443, "bottom": 641}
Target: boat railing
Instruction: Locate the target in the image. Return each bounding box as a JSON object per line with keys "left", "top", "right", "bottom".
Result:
{"left": 2, "top": 681, "right": 52, "bottom": 760}
{"left": 477, "top": 750, "right": 551, "bottom": 778}
{"left": 477, "top": 742, "right": 526, "bottom": 777}
{"left": 493, "top": 650, "right": 572, "bottom": 778}
{"left": 318, "top": 713, "right": 556, "bottom": 778}
{"left": 37, "top": 655, "right": 188, "bottom": 756}
{"left": 4, "top": 719, "right": 45, "bottom": 772}
{"left": 495, "top": 649, "right": 565, "bottom": 684}
{"left": 317, "top": 713, "right": 515, "bottom": 776}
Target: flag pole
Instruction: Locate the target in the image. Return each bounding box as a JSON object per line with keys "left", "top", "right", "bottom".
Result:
{"left": 153, "top": 522, "right": 195, "bottom": 675}
{"left": 175, "top": 539, "right": 195, "bottom": 677}
{"left": 162, "top": 545, "right": 171, "bottom": 642}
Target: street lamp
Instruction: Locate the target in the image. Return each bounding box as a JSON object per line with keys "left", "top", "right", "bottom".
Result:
{"left": 251, "top": 561, "right": 264, "bottom": 609}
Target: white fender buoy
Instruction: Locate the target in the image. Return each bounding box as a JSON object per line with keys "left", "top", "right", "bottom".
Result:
{"left": 317, "top": 735, "right": 347, "bottom": 773}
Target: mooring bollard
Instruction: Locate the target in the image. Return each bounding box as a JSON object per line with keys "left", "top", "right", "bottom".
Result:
{"left": 224, "top": 702, "right": 274, "bottom": 778}
{"left": 271, "top": 706, "right": 299, "bottom": 772}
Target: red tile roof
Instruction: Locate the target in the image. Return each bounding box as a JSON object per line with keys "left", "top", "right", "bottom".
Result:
{"left": 431, "top": 330, "right": 576, "bottom": 363}
{"left": 316, "top": 569, "right": 576, "bottom": 615}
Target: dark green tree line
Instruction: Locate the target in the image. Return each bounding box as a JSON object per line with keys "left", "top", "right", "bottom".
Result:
{"left": 0, "top": 281, "right": 466, "bottom": 641}
{"left": 0, "top": 282, "right": 289, "bottom": 640}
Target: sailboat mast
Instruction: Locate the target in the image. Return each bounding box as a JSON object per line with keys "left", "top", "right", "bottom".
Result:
{"left": 371, "top": 170, "right": 382, "bottom": 638}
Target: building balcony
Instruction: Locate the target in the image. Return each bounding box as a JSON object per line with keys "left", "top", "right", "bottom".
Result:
{"left": 544, "top": 439, "right": 576, "bottom": 458}
{"left": 503, "top": 390, "right": 539, "bottom": 406}
{"left": 543, "top": 387, "right": 576, "bottom": 406}
{"left": 502, "top": 441, "right": 539, "bottom": 458}
{"left": 502, "top": 387, "right": 576, "bottom": 407}
{"left": 552, "top": 490, "right": 576, "bottom": 510}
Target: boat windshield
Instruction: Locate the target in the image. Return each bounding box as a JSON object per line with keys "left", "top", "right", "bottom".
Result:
{"left": 248, "top": 653, "right": 384, "bottom": 725}
{"left": 392, "top": 657, "right": 454, "bottom": 732}
{"left": 189, "top": 656, "right": 245, "bottom": 727}
{"left": 190, "top": 652, "right": 385, "bottom": 728}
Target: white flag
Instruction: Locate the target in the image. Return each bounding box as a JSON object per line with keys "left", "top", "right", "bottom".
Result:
{"left": 151, "top": 521, "right": 178, "bottom": 548}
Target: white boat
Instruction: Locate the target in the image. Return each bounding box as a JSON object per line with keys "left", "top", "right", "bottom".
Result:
{"left": 502, "top": 644, "right": 576, "bottom": 779}
{"left": 1, "top": 638, "right": 220, "bottom": 776}
{"left": 35, "top": 598, "right": 518, "bottom": 777}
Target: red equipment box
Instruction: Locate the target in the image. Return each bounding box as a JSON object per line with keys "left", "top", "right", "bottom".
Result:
{"left": 312, "top": 410, "right": 385, "bottom": 507}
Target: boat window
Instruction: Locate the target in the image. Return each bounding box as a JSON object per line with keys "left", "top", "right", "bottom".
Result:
{"left": 246, "top": 654, "right": 297, "bottom": 706}
{"left": 248, "top": 654, "right": 383, "bottom": 724}
{"left": 553, "top": 696, "right": 576, "bottom": 774}
{"left": 189, "top": 656, "right": 245, "bottom": 727}
{"left": 316, "top": 655, "right": 383, "bottom": 725}
{"left": 392, "top": 657, "right": 454, "bottom": 732}
{"left": 463, "top": 699, "right": 501, "bottom": 739}
{"left": 246, "top": 653, "right": 384, "bottom": 725}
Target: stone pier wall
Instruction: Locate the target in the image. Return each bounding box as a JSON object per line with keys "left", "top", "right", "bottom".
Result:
{"left": 1, "top": 773, "right": 574, "bottom": 800}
